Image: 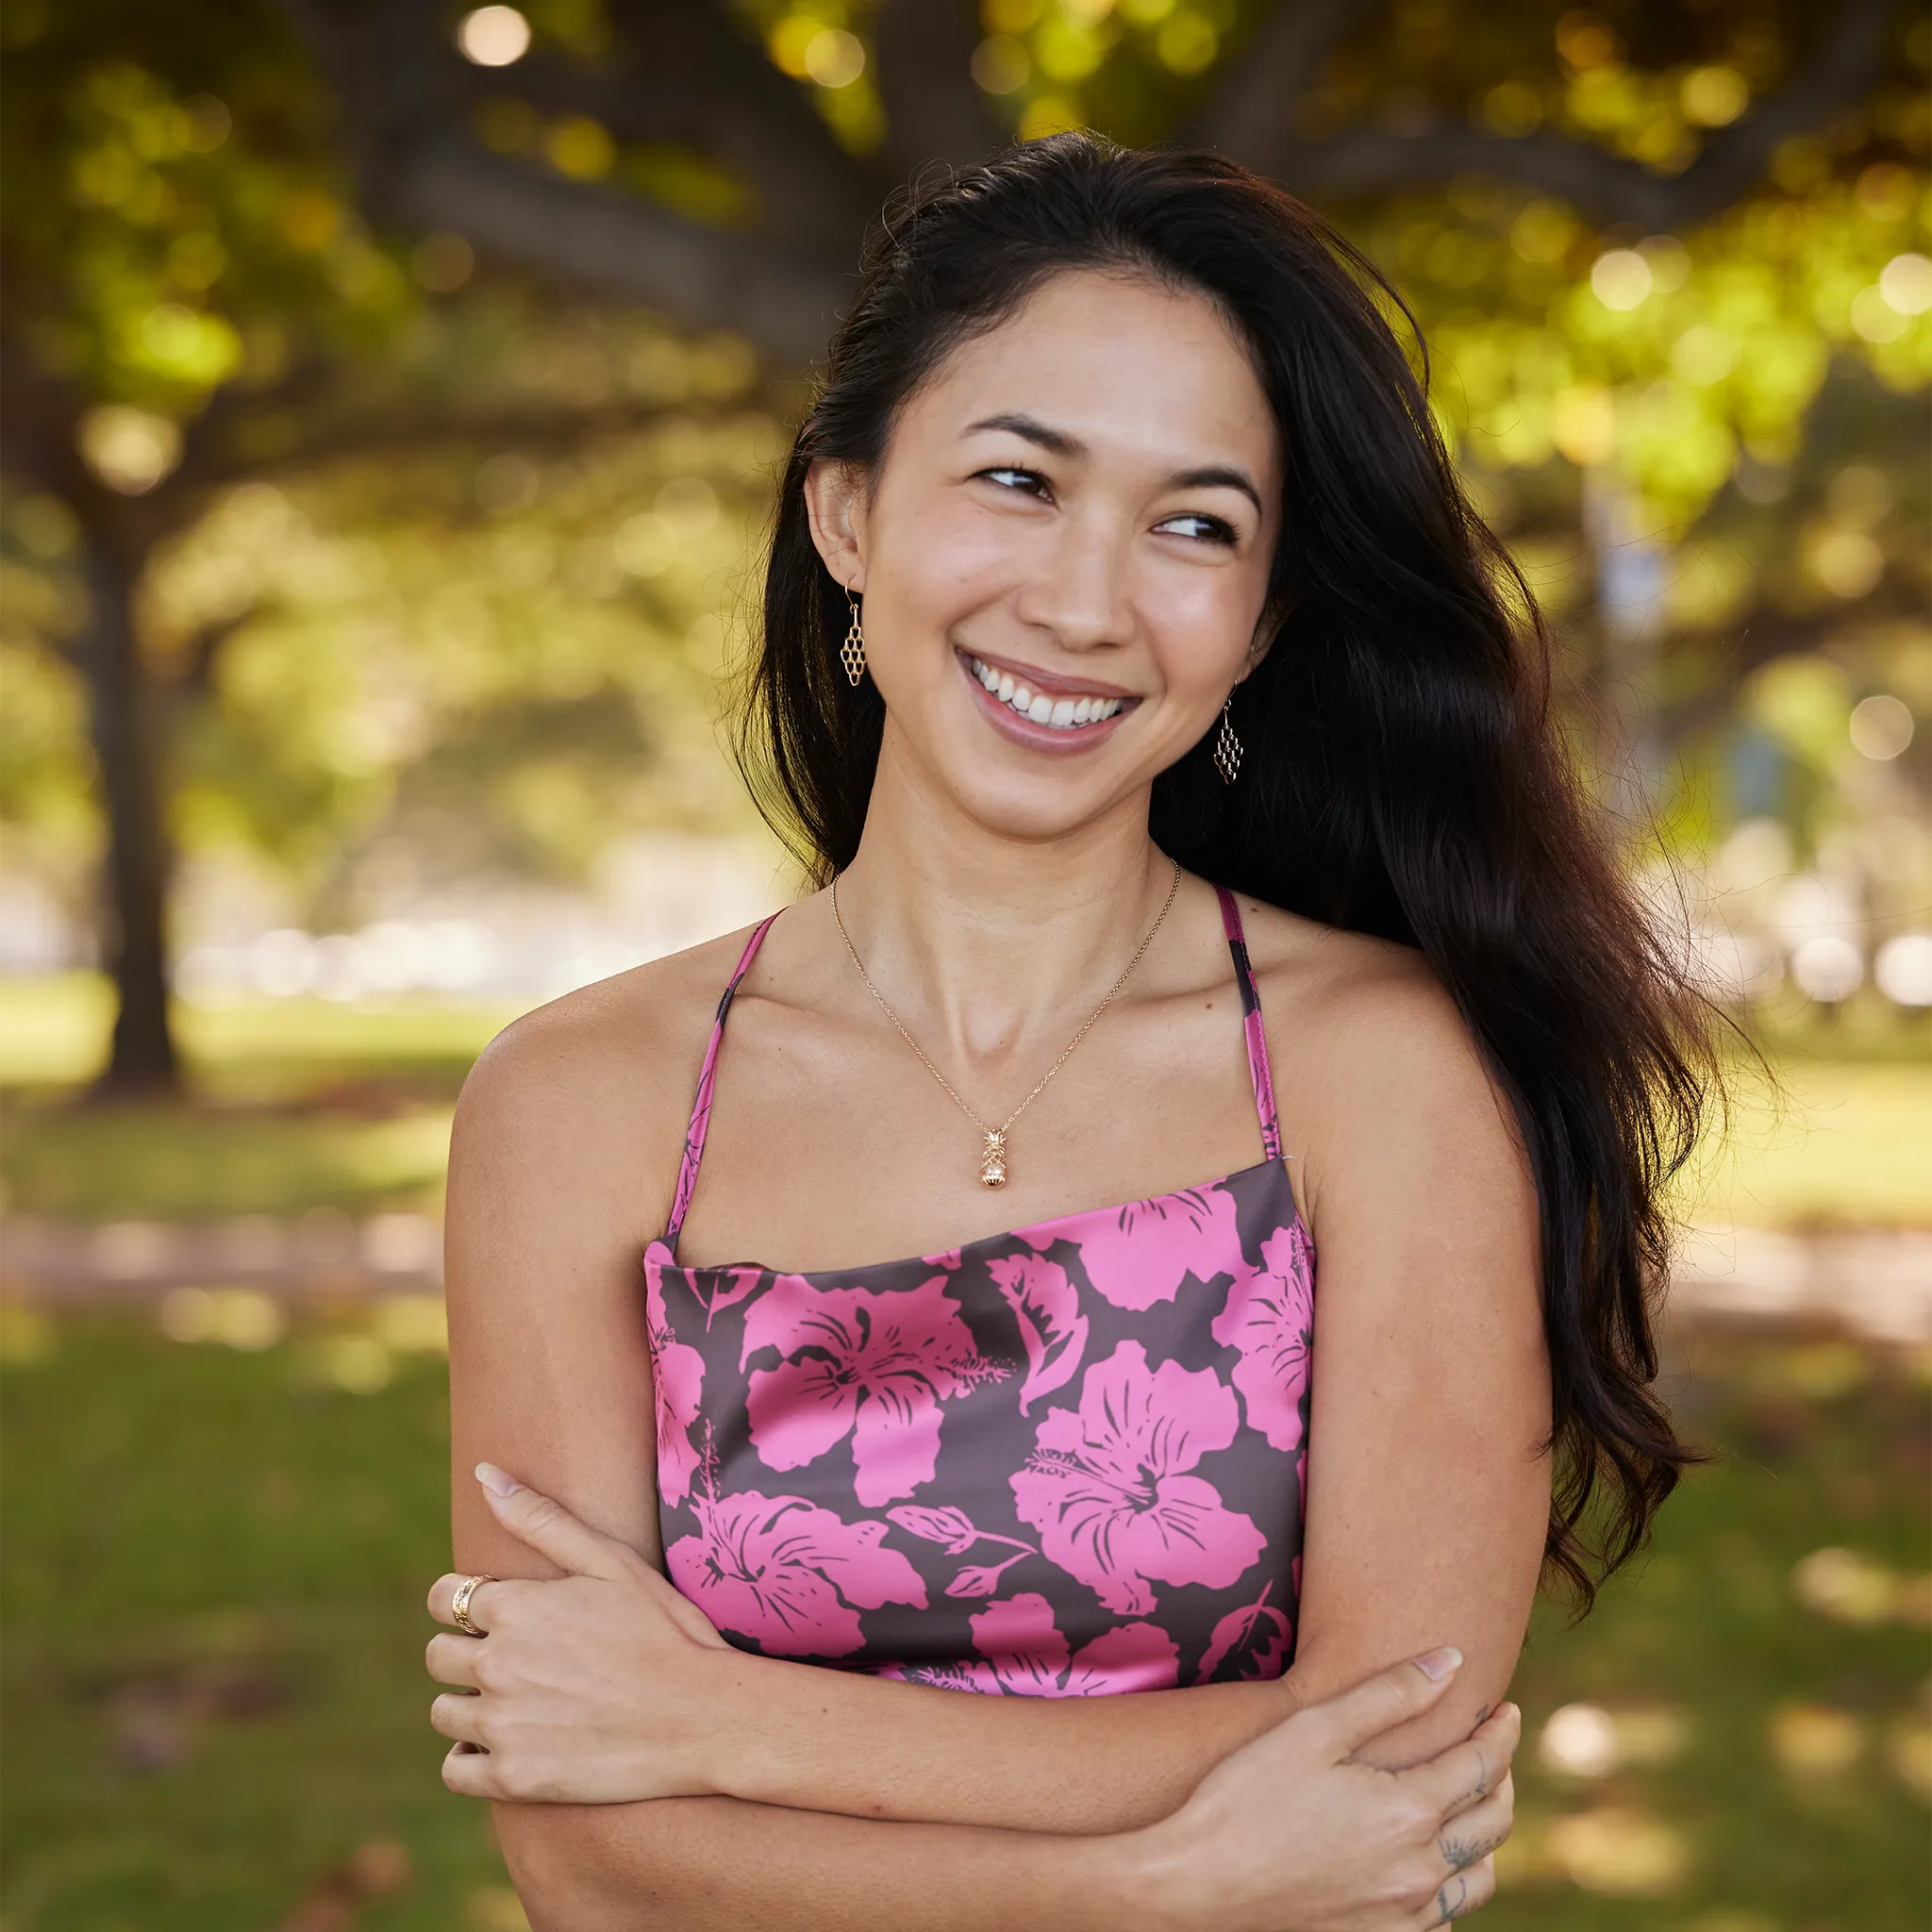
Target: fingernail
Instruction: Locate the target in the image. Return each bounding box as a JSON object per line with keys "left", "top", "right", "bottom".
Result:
{"left": 475, "top": 1462, "right": 522, "bottom": 1497}
{"left": 1416, "top": 1645, "right": 1463, "bottom": 1681}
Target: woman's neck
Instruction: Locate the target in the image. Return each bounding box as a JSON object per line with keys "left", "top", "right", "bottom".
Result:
{"left": 828, "top": 734, "right": 1177, "bottom": 1062}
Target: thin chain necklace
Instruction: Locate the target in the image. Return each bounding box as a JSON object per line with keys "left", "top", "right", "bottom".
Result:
{"left": 830, "top": 859, "right": 1184, "bottom": 1190}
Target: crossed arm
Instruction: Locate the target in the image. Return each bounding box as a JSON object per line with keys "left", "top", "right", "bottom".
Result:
{"left": 438, "top": 966, "right": 1550, "bottom": 1928}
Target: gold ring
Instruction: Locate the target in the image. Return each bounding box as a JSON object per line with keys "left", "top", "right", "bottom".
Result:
{"left": 451, "top": 1574, "right": 495, "bottom": 1637}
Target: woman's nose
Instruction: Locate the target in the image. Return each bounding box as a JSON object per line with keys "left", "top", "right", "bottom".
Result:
{"left": 1011, "top": 510, "right": 1133, "bottom": 653}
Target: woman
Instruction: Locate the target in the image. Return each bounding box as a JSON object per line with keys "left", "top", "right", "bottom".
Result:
{"left": 425, "top": 135, "right": 1707, "bottom": 1929}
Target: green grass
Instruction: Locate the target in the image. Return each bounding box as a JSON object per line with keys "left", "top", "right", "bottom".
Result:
{"left": 2, "top": 1308, "right": 1925, "bottom": 1930}
{"left": 0, "top": 974, "right": 524, "bottom": 1101}
{"left": 1, "top": 1308, "right": 510, "bottom": 1931}
{"left": 0, "top": 974, "right": 524, "bottom": 1222}
{"left": 0, "top": 1101, "right": 456, "bottom": 1221}
{"left": 1684, "top": 1058, "right": 1932, "bottom": 1228}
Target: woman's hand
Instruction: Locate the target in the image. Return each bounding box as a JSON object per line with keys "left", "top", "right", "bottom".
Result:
{"left": 1127, "top": 1654, "right": 1519, "bottom": 1932}
{"left": 426, "top": 1463, "right": 737, "bottom": 1804}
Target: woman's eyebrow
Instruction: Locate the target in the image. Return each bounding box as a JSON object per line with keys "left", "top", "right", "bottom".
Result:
{"left": 965, "top": 413, "right": 1261, "bottom": 515}
{"left": 964, "top": 411, "right": 1087, "bottom": 457}
{"left": 974, "top": 411, "right": 1259, "bottom": 513}
{"left": 1167, "top": 464, "right": 1262, "bottom": 514}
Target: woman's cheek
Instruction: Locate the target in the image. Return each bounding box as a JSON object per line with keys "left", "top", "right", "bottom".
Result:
{"left": 1146, "top": 588, "right": 1254, "bottom": 703}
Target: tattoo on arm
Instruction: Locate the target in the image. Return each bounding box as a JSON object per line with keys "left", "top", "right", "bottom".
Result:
{"left": 1436, "top": 1874, "right": 1473, "bottom": 1923}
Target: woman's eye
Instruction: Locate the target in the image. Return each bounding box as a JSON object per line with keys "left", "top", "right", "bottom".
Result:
{"left": 1158, "top": 513, "right": 1239, "bottom": 545}
{"left": 978, "top": 466, "right": 1050, "bottom": 497}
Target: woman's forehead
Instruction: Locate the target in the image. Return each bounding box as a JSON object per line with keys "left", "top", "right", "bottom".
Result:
{"left": 904, "top": 269, "right": 1278, "bottom": 478}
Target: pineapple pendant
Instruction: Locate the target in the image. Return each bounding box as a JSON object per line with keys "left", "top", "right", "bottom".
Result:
{"left": 979, "top": 1129, "right": 1008, "bottom": 1190}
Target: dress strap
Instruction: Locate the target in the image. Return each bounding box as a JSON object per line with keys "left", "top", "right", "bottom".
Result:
{"left": 1213, "top": 886, "right": 1283, "bottom": 1162}
{"left": 663, "top": 913, "right": 780, "bottom": 1256}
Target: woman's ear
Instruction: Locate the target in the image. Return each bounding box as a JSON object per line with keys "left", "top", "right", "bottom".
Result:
{"left": 802, "top": 458, "right": 869, "bottom": 593}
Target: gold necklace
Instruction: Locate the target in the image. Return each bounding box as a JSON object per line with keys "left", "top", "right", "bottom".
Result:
{"left": 830, "top": 860, "right": 1184, "bottom": 1190}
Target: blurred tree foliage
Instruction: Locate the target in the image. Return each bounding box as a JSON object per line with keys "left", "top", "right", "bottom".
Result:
{"left": 2, "top": 0, "right": 1927, "bottom": 1089}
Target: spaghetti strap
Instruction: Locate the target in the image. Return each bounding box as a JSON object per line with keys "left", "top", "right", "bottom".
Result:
{"left": 663, "top": 914, "right": 780, "bottom": 1256}
{"left": 1214, "top": 886, "right": 1283, "bottom": 1162}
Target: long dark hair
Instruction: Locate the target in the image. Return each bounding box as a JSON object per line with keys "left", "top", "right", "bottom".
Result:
{"left": 735, "top": 132, "right": 1713, "bottom": 1608}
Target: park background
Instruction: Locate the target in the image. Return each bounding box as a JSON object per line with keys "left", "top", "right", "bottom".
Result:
{"left": 1, "top": 0, "right": 1928, "bottom": 1925}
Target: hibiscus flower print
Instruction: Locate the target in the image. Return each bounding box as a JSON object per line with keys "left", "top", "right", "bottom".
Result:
{"left": 1038, "top": 1185, "right": 1242, "bottom": 1313}
{"left": 741, "top": 1274, "right": 1007, "bottom": 1507}
{"left": 1210, "top": 1222, "right": 1314, "bottom": 1453}
{"left": 885, "top": 1591, "right": 1179, "bottom": 1697}
{"left": 665, "top": 1489, "right": 926, "bottom": 1658}
{"left": 985, "top": 1252, "right": 1088, "bottom": 1414}
{"left": 1010, "top": 1341, "right": 1266, "bottom": 1616}
{"left": 645, "top": 1266, "right": 707, "bottom": 1507}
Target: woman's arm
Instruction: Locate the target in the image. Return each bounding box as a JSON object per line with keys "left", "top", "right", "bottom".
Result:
{"left": 440, "top": 1491, "right": 1518, "bottom": 1931}
{"left": 1268, "top": 928, "right": 1553, "bottom": 1769}
{"left": 483, "top": 1657, "right": 1517, "bottom": 1932}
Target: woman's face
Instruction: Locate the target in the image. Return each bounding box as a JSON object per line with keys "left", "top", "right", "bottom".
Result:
{"left": 806, "top": 267, "right": 1283, "bottom": 844}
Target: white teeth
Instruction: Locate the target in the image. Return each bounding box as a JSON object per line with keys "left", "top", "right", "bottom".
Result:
{"left": 969, "top": 657, "right": 1126, "bottom": 730}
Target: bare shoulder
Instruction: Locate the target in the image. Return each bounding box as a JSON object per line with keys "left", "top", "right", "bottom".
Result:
{"left": 1226, "top": 895, "right": 1526, "bottom": 1212}
{"left": 1231, "top": 894, "right": 1485, "bottom": 1087}
{"left": 450, "top": 924, "right": 768, "bottom": 1239}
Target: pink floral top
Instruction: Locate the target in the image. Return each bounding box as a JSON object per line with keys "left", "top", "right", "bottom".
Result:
{"left": 642, "top": 885, "right": 1315, "bottom": 1696}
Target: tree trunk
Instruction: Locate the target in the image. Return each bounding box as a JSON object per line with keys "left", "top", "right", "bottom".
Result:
{"left": 76, "top": 525, "right": 179, "bottom": 1094}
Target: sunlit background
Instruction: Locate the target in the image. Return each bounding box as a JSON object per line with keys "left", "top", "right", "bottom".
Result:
{"left": 1, "top": 2, "right": 1927, "bottom": 1928}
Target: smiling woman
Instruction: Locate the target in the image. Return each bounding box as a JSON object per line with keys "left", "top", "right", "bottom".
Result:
{"left": 426, "top": 134, "right": 1715, "bottom": 1932}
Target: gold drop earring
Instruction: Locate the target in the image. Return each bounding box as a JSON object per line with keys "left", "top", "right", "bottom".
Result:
{"left": 1214, "top": 692, "right": 1243, "bottom": 785}
{"left": 841, "top": 588, "right": 867, "bottom": 687}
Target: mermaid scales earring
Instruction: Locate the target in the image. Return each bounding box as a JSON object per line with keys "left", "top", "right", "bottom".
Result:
{"left": 841, "top": 588, "right": 866, "bottom": 687}
{"left": 1213, "top": 692, "right": 1242, "bottom": 785}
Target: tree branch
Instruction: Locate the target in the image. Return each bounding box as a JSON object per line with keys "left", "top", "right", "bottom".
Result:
{"left": 872, "top": 0, "right": 1008, "bottom": 177}
{"left": 1191, "top": 0, "right": 1367, "bottom": 161}
{"left": 193, "top": 392, "right": 692, "bottom": 486}
{"left": 174, "top": 603, "right": 269, "bottom": 696}
{"left": 1246, "top": 0, "right": 1897, "bottom": 231}
{"left": 383, "top": 139, "right": 852, "bottom": 366}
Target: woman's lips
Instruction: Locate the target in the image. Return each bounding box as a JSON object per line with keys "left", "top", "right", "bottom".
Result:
{"left": 957, "top": 649, "right": 1140, "bottom": 752}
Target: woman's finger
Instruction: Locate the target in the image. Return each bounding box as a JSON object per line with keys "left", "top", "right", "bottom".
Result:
{"left": 1433, "top": 1773, "right": 1512, "bottom": 1881}
{"left": 1403, "top": 1703, "right": 1520, "bottom": 1821}
{"left": 1414, "top": 1854, "right": 1494, "bottom": 1926}
{"left": 425, "top": 1629, "right": 486, "bottom": 1688}
{"left": 429, "top": 1690, "right": 489, "bottom": 1747}
{"left": 1302, "top": 1648, "right": 1465, "bottom": 1759}
{"left": 474, "top": 1463, "right": 633, "bottom": 1581}
{"left": 441, "top": 1740, "right": 497, "bottom": 1800}
{"left": 425, "top": 1571, "right": 507, "bottom": 1631}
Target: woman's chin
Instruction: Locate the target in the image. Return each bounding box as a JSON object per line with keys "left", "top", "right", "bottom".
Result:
{"left": 933, "top": 761, "right": 1150, "bottom": 845}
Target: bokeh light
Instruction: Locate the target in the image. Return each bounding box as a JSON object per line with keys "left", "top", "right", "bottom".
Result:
{"left": 1875, "top": 933, "right": 1932, "bottom": 1008}
{"left": 1590, "top": 247, "right": 1653, "bottom": 309}
{"left": 456, "top": 6, "right": 530, "bottom": 68}
{"left": 77, "top": 406, "right": 182, "bottom": 494}
{"left": 1850, "top": 693, "right": 1915, "bottom": 760}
